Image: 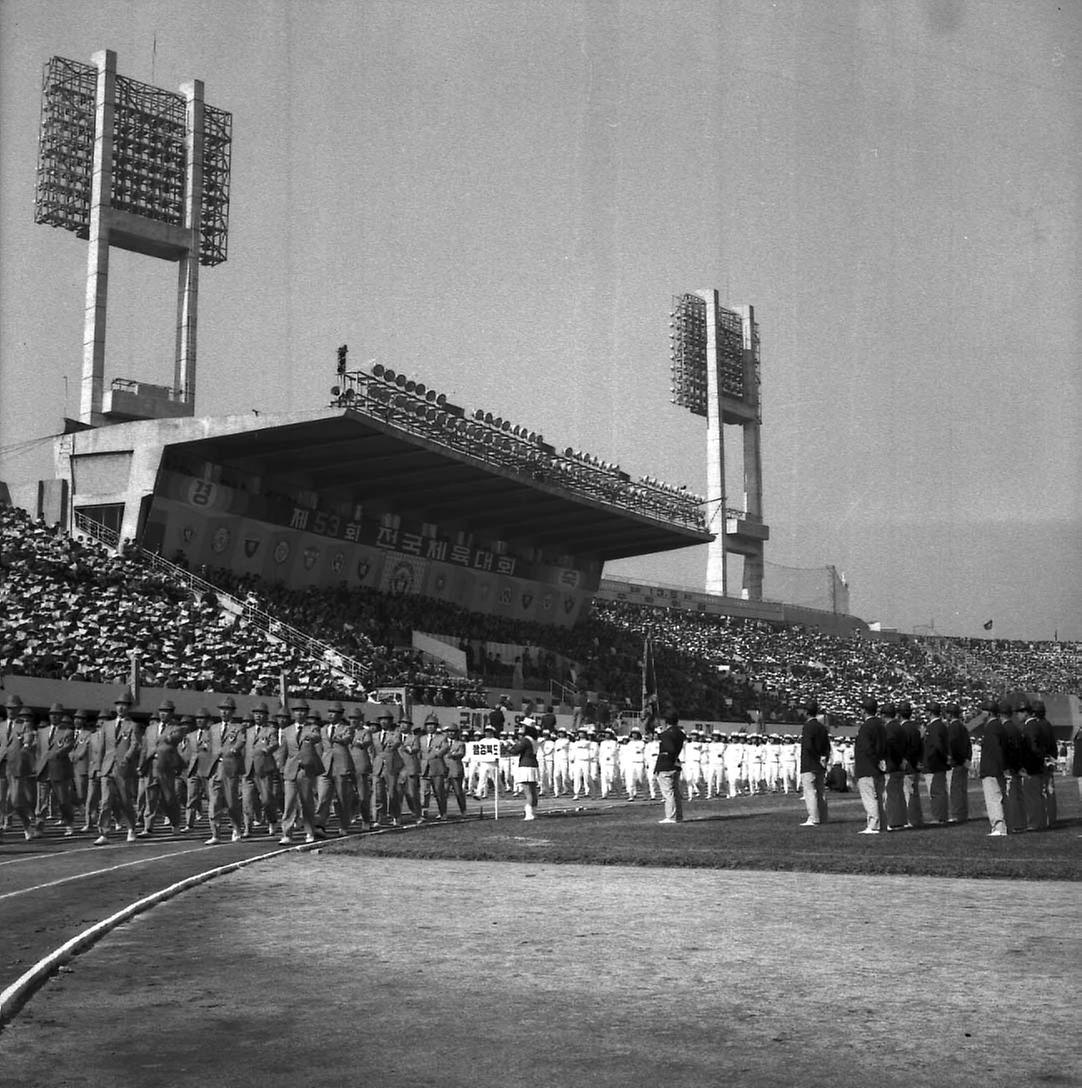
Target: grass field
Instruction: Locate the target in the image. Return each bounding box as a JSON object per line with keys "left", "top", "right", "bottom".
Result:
{"left": 344, "top": 787, "right": 1082, "bottom": 880}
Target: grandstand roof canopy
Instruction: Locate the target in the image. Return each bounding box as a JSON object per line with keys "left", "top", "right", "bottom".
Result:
{"left": 168, "top": 409, "right": 713, "bottom": 561}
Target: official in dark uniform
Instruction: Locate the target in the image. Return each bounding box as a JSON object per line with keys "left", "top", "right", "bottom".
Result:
{"left": 945, "top": 702, "right": 972, "bottom": 822}
{"left": 854, "top": 696, "right": 887, "bottom": 834}
{"left": 979, "top": 700, "right": 1009, "bottom": 836}
{"left": 799, "top": 699, "right": 830, "bottom": 826}
{"left": 922, "top": 702, "right": 949, "bottom": 823}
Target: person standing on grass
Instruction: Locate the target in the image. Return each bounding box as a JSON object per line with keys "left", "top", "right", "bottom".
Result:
{"left": 899, "top": 701, "right": 924, "bottom": 828}
{"left": 1072, "top": 724, "right": 1082, "bottom": 806}
{"left": 922, "top": 701, "right": 950, "bottom": 824}
{"left": 654, "top": 710, "right": 686, "bottom": 824}
{"left": 946, "top": 702, "right": 972, "bottom": 823}
{"left": 979, "top": 699, "right": 1009, "bottom": 837}
{"left": 799, "top": 700, "right": 830, "bottom": 826}
{"left": 854, "top": 696, "right": 887, "bottom": 835}
{"left": 509, "top": 718, "right": 541, "bottom": 820}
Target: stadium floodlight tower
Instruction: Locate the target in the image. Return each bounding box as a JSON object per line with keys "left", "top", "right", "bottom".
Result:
{"left": 34, "top": 50, "right": 231, "bottom": 426}
{"left": 669, "top": 290, "right": 768, "bottom": 599}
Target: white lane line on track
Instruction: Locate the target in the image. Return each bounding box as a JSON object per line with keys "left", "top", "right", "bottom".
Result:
{"left": 0, "top": 818, "right": 439, "bottom": 1026}
{"left": 0, "top": 846, "right": 223, "bottom": 901}
{"left": 0, "top": 841, "right": 309, "bottom": 1025}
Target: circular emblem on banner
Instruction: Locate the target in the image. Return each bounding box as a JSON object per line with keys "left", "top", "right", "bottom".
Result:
{"left": 390, "top": 560, "right": 415, "bottom": 596}
{"left": 273, "top": 540, "right": 291, "bottom": 564}
{"left": 211, "top": 527, "right": 231, "bottom": 554}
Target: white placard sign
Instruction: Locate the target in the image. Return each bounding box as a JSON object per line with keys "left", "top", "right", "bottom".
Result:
{"left": 467, "top": 740, "right": 502, "bottom": 763}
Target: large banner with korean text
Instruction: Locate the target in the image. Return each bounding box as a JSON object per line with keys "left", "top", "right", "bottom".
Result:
{"left": 144, "top": 478, "right": 593, "bottom": 627}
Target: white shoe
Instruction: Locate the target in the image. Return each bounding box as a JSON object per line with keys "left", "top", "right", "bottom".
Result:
{"left": 278, "top": 836, "right": 292, "bottom": 845}
{"left": 205, "top": 836, "right": 221, "bottom": 845}
{"left": 987, "top": 829, "right": 1008, "bottom": 837}
{"left": 523, "top": 813, "right": 535, "bottom": 821}
{"left": 126, "top": 829, "right": 137, "bottom": 842}
{"left": 231, "top": 829, "right": 242, "bottom": 842}
{"left": 858, "top": 828, "right": 880, "bottom": 835}
{"left": 658, "top": 817, "right": 678, "bottom": 824}
{"left": 799, "top": 819, "right": 817, "bottom": 827}
{"left": 93, "top": 834, "right": 109, "bottom": 846}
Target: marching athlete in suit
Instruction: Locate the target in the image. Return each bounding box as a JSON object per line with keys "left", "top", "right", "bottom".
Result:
{"left": 444, "top": 726, "right": 468, "bottom": 816}
{"left": 94, "top": 694, "right": 142, "bottom": 845}
{"left": 206, "top": 696, "right": 246, "bottom": 844}
{"left": 397, "top": 722, "right": 424, "bottom": 822}
{"left": 419, "top": 714, "right": 450, "bottom": 820}
{"left": 277, "top": 702, "right": 324, "bottom": 844}
{"left": 316, "top": 704, "right": 355, "bottom": 835}
{"left": 35, "top": 706, "right": 77, "bottom": 834}
{"left": 139, "top": 701, "right": 184, "bottom": 836}
{"left": 181, "top": 709, "right": 213, "bottom": 831}
{"left": 5, "top": 707, "right": 41, "bottom": 840}
{"left": 244, "top": 702, "right": 281, "bottom": 837}
{"left": 69, "top": 710, "right": 96, "bottom": 829}
{"left": 370, "top": 712, "right": 403, "bottom": 825}
{"left": 348, "top": 708, "right": 374, "bottom": 829}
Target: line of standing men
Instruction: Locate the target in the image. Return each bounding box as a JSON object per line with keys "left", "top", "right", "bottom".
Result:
{"left": 1, "top": 692, "right": 473, "bottom": 846}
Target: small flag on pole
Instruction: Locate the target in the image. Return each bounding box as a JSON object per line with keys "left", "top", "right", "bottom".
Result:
{"left": 982, "top": 619, "right": 994, "bottom": 631}
{"left": 641, "top": 636, "right": 658, "bottom": 728}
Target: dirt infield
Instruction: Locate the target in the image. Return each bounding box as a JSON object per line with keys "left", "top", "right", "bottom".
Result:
{"left": 2, "top": 852, "right": 1079, "bottom": 1088}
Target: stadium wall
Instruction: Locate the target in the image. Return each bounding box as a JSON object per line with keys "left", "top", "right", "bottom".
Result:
{"left": 597, "top": 578, "right": 868, "bottom": 637}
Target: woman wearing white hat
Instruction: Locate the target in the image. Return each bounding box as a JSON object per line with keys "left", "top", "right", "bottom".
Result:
{"left": 508, "top": 718, "right": 541, "bottom": 820}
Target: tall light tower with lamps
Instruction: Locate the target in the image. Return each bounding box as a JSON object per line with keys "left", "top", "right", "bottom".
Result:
{"left": 34, "top": 50, "right": 231, "bottom": 426}
{"left": 669, "top": 290, "right": 769, "bottom": 599}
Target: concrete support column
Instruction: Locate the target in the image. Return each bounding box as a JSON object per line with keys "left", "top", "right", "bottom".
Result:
{"left": 175, "top": 80, "right": 204, "bottom": 406}
{"left": 703, "top": 290, "right": 728, "bottom": 597}
{"left": 80, "top": 49, "right": 117, "bottom": 425}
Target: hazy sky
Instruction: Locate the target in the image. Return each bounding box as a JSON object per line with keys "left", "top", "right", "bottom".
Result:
{"left": 1, "top": 1, "right": 1079, "bottom": 640}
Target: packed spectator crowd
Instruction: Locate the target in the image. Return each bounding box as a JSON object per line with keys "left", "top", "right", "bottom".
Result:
{"left": 2, "top": 504, "right": 1080, "bottom": 727}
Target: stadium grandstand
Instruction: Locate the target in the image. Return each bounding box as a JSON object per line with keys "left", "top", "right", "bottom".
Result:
{"left": 1, "top": 48, "right": 1078, "bottom": 744}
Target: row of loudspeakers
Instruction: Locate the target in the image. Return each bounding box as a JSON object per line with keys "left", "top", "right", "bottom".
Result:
{"left": 369, "top": 363, "right": 447, "bottom": 407}
{"left": 471, "top": 409, "right": 542, "bottom": 444}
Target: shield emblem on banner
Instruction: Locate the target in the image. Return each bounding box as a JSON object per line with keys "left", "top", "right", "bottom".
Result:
{"left": 521, "top": 593, "right": 533, "bottom": 610}
{"left": 182, "top": 525, "right": 195, "bottom": 544}
{"left": 564, "top": 596, "right": 576, "bottom": 614}
{"left": 303, "top": 546, "right": 319, "bottom": 571}
{"left": 243, "top": 538, "right": 261, "bottom": 558}
{"left": 357, "top": 558, "right": 370, "bottom": 581}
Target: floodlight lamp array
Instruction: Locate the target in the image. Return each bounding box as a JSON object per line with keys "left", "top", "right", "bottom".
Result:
{"left": 669, "top": 293, "right": 708, "bottom": 417}
{"left": 33, "top": 55, "right": 232, "bottom": 266}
